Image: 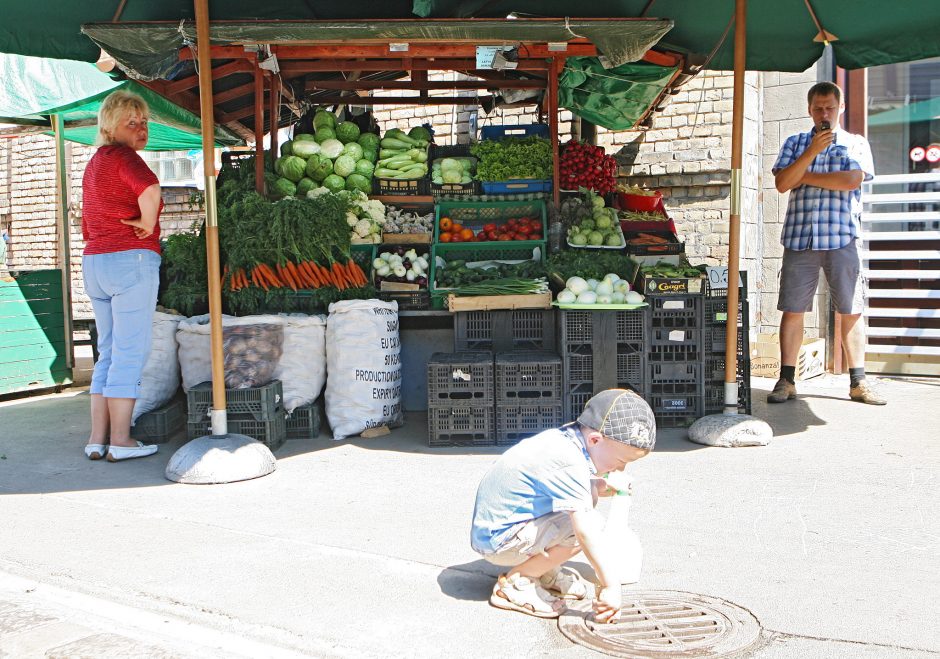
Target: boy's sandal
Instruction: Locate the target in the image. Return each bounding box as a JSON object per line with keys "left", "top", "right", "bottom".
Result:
{"left": 540, "top": 566, "right": 589, "bottom": 600}
{"left": 489, "top": 574, "right": 564, "bottom": 619}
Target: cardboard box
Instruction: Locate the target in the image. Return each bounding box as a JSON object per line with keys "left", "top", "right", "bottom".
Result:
{"left": 639, "top": 274, "right": 705, "bottom": 297}
{"left": 751, "top": 335, "right": 825, "bottom": 380}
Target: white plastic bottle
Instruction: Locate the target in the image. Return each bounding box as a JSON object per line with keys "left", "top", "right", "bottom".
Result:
{"left": 603, "top": 471, "right": 643, "bottom": 584}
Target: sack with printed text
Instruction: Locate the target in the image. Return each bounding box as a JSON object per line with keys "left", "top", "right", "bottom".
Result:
{"left": 274, "top": 313, "right": 327, "bottom": 413}
{"left": 132, "top": 311, "right": 185, "bottom": 423}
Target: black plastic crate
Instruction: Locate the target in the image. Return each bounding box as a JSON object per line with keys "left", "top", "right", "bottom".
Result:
{"left": 650, "top": 381, "right": 703, "bottom": 397}
{"left": 286, "top": 400, "right": 321, "bottom": 440}
{"left": 705, "top": 355, "right": 751, "bottom": 382}
{"left": 496, "top": 403, "right": 564, "bottom": 446}
{"left": 704, "top": 377, "right": 752, "bottom": 415}
{"left": 495, "top": 351, "right": 562, "bottom": 401}
{"left": 649, "top": 296, "right": 703, "bottom": 330}
{"left": 649, "top": 362, "right": 702, "bottom": 384}
{"left": 427, "top": 351, "right": 494, "bottom": 406}
{"left": 704, "top": 324, "right": 749, "bottom": 357}
{"left": 558, "top": 309, "right": 645, "bottom": 349}
{"left": 428, "top": 406, "right": 495, "bottom": 447}
{"left": 455, "top": 309, "right": 556, "bottom": 352}
{"left": 187, "top": 413, "right": 286, "bottom": 450}
{"left": 187, "top": 380, "right": 284, "bottom": 422}
{"left": 649, "top": 327, "right": 702, "bottom": 348}
{"left": 133, "top": 393, "right": 185, "bottom": 444}
{"left": 372, "top": 175, "right": 430, "bottom": 196}
{"left": 647, "top": 341, "right": 702, "bottom": 363}
{"left": 563, "top": 349, "right": 646, "bottom": 393}
{"left": 652, "top": 393, "right": 703, "bottom": 428}
{"left": 563, "top": 382, "right": 595, "bottom": 425}
{"left": 704, "top": 297, "right": 747, "bottom": 326}
{"left": 378, "top": 289, "right": 430, "bottom": 311}
{"left": 704, "top": 272, "right": 748, "bottom": 299}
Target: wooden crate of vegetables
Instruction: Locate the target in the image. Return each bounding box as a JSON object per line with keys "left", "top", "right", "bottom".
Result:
{"left": 374, "top": 247, "right": 431, "bottom": 310}
{"left": 430, "top": 242, "right": 549, "bottom": 312}
{"left": 624, "top": 231, "right": 683, "bottom": 265}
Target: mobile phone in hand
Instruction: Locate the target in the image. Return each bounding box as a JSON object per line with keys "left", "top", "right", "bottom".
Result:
{"left": 820, "top": 121, "right": 831, "bottom": 131}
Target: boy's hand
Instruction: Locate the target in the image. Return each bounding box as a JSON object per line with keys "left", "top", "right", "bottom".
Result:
{"left": 592, "top": 476, "right": 617, "bottom": 497}
{"left": 594, "top": 586, "right": 622, "bottom": 623}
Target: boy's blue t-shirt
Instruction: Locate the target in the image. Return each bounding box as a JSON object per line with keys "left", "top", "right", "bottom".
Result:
{"left": 471, "top": 425, "right": 596, "bottom": 554}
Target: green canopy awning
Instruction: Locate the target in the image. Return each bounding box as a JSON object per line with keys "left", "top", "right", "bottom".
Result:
{"left": 0, "top": 53, "right": 242, "bottom": 150}
{"left": 869, "top": 97, "right": 940, "bottom": 127}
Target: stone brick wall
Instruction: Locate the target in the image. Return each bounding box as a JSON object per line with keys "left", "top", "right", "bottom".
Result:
{"left": 0, "top": 133, "right": 204, "bottom": 318}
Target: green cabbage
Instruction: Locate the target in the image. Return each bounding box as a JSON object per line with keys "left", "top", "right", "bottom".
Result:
{"left": 333, "top": 154, "right": 356, "bottom": 178}
{"left": 306, "top": 155, "right": 333, "bottom": 182}
{"left": 295, "top": 177, "right": 317, "bottom": 197}
{"left": 314, "top": 127, "right": 336, "bottom": 143}
{"left": 354, "top": 159, "right": 375, "bottom": 177}
{"left": 342, "top": 142, "right": 364, "bottom": 161}
{"left": 335, "top": 121, "right": 361, "bottom": 144}
{"left": 319, "top": 138, "right": 345, "bottom": 160}
{"left": 361, "top": 148, "right": 378, "bottom": 164}
{"left": 357, "top": 132, "right": 380, "bottom": 152}
{"left": 408, "top": 126, "right": 432, "bottom": 143}
{"left": 279, "top": 141, "right": 293, "bottom": 156}
{"left": 292, "top": 140, "right": 321, "bottom": 159}
{"left": 322, "top": 174, "right": 346, "bottom": 193}
{"left": 279, "top": 155, "right": 307, "bottom": 183}
{"left": 270, "top": 177, "right": 297, "bottom": 199}
{"left": 313, "top": 110, "right": 336, "bottom": 131}
{"left": 293, "top": 133, "right": 316, "bottom": 142}
{"left": 274, "top": 156, "right": 285, "bottom": 177}
{"left": 345, "top": 173, "right": 372, "bottom": 194}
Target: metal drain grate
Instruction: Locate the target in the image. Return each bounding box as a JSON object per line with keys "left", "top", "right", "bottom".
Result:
{"left": 558, "top": 590, "right": 762, "bottom": 658}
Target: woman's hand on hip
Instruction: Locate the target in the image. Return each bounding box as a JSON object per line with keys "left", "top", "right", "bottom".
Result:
{"left": 120, "top": 216, "right": 156, "bottom": 239}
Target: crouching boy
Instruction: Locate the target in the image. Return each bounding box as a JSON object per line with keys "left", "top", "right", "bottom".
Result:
{"left": 470, "top": 389, "right": 655, "bottom": 622}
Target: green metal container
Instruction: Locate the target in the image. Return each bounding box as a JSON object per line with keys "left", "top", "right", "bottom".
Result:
{"left": 0, "top": 269, "right": 72, "bottom": 394}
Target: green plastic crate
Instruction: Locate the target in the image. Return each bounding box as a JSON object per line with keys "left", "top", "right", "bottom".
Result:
{"left": 429, "top": 241, "right": 546, "bottom": 310}
{"left": 286, "top": 400, "right": 322, "bottom": 440}
{"left": 133, "top": 393, "right": 186, "bottom": 444}
{"left": 434, "top": 199, "right": 547, "bottom": 249}
{"left": 187, "top": 413, "right": 286, "bottom": 451}
{"left": 187, "top": 380, "right": 284, "bottom": 422}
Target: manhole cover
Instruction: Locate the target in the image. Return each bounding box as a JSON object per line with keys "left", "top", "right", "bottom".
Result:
{"left": 558, "top": 590, "right": 762, "bottom": 658}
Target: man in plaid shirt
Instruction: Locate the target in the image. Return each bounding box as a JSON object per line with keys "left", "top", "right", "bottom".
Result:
{"left": 770, "top": 82, "right": 885, "bottom": 405}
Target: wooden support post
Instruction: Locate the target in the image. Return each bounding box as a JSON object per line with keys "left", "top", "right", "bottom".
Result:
{"left": 254, "top": 65, "right": 265, "bottom": 194}
{"left": 268, "top": 74, "right": 279, "bottom": 160}
{"left": 52, "top": 115, "right": 74, "bottom": 369}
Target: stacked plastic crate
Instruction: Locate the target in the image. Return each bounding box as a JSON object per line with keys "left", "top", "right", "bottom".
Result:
{"left": 646, "top": 295, "right": 705, "bottom": 427}
{"left": 186, "top": 380, "right": 287, "bottom": 450}
{"left": 426, "top": 351, "right": 495, "bottom": 447}
{"left": 494, "top": 351, "right": 563, "bottom": 446}
{"left": 558, "top": 309, "right": 648, "bottom": 424}
{"left": 703, "top": 280, "right": 751, "bottom": 415}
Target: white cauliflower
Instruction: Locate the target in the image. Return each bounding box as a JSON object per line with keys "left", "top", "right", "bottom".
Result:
{"left": 306, "top": 187, "right": 331, "bottom": 199}
{"left": 366, "top": 200, "right": 386, "bottom": 222}
{"left": 346, "top": 211, "right": 360, "bottom": 227}
{"left": 354, "top": 219, "right": 372, "bottom": 238}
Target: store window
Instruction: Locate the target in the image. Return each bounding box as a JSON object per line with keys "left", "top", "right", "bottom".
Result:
{"left": 141, "top": 150, "right": 199, "bottom": 187}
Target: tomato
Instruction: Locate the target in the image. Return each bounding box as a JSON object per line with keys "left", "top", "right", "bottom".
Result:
{"left": 449, "top": 232, "right": 463, "bottom": 243}
{"left": 498, "top": 234, "right": 513, "bottom": 241}
{"left": 483, "top": 223, "right": 497, "bottom": 233}
{"left": 439, "top": 232, "right": 452, "bottom": 243}
{"left": 506, "top": 218, "right": 518, "bottom": 228}
{"left": 533, "top": 221, "right": 543, "bottom": 232}
{"left": 517, "top": 224, "right": 533, "bottom": 236}
{"left": 451, "top": 223, "right": 464, "bottom": 234}
{"left": 487, "top": 230, "right": 499, "bottom": 241}
{"left": 513, "top": 233, "right": 527, "bottom": 241}
{"left": 460, "top": 228, "right": 475, "bottom": 242}
{"left": 530, "top": 233, "right": 542, "bottom": 240}
{"left": 518, "top": 217, "right": 531, "bottom": 225}
{"left": 439, "top": 217, "right": 452, "bottom": 231}
{"left": 477, "top": 231, "right": 488, "bottom": 241}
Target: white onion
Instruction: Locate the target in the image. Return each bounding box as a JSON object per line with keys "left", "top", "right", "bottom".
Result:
{"left": 595, "top": 281, "right": 613, "bottom": 296}
{"left": 566, "top": 276, "right": 589, "bottom": 295}
{"left": 586, "top": 278, "right": 599, "bottom": 291}
{"left": 625, "top": 291, "right": 645, "bottom": 304}
{"left": 576, "top": 291, "right": 597, "bottom": 305}
{"left": 596, "top": 294, "right": 612, "bottom": 304}
{"left": 556, "top": 289, "right": 577, "bottom": 304}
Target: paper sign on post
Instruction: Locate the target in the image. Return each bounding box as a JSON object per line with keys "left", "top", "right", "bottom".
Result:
{"left": 705, "top": 266, "right": 744, "bottom": 291}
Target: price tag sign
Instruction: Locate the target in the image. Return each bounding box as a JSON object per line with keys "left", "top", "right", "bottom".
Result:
{"left": 706, "top": 266, "right": 743, "bottom": 291}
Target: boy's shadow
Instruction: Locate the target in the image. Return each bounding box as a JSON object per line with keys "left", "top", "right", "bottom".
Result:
{"left": 438, "top": 559, "right": 596, "bottom": 601}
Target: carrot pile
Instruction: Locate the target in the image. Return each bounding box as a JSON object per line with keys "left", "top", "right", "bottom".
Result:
{"left": 225, "top": 259, "right": 368, "bottom": 293}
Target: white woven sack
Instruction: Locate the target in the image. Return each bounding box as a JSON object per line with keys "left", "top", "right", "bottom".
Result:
{"left": 325, "top": 299, "right": 403, "bottom": 440}
{"left": 274, "top": 313, "right": 327, "bottom": 413}
{"left": 132, "top": 311, "right": 184, "bottom": 423}
{"left": 175, "top": 314, "right": 285, "bottom": 391}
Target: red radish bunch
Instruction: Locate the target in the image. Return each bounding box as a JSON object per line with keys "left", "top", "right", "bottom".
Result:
{"left": 560, "top": 140, "right": 617, "bottom": 194}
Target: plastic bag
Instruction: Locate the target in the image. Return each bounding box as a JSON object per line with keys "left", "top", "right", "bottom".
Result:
{"left": 176, "top": 314, "right": 285, "bottom": 391}
{"left": 603, "top": 471, "right": 643, "bottom": 584}
{"left": 273, "top": 313, "right": 327, "bottom": 413}
{"left": 325, "top": 299, "right": 403, "bottom": 440}
{"left": 132, "top": 311, "right": 184, "bottom": 423}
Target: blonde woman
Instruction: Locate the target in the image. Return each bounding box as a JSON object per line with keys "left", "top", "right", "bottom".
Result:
{"left": 82, "top": 90, "right": 163, "bottom": 462}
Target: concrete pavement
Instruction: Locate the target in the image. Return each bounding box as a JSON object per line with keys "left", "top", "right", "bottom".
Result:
{"left": 0, "top": 374, "right": 938, "bottom": 658}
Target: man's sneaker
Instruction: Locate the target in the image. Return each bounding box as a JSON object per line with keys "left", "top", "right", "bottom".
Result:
{"left": 849, "top": 380, "right": 886, "bottom": 405}
{"left": 767, "top": 378, "right": 797, "bottom": 403}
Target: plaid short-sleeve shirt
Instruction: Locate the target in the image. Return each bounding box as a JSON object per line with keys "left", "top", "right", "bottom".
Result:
{"left": 773, "top": 128, "right": 875, "bottom": 251}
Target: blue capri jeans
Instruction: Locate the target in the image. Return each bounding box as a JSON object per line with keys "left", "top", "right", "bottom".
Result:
{"left": 82, "top": 249, "right": 161, "bottom": 398}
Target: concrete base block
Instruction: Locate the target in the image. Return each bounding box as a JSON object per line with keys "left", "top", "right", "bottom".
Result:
{"left": 687, "top": 414, "right": 773, "bottom": 448}
{"left": 165, "top": 434, "right": 276, "bottom": 484}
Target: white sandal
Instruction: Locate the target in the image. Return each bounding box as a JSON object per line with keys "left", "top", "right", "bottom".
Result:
{"left": 84, "top": 444, "right": 109, "bottom": 460}
{"left": 489, "top": 574, "right": 564, "bottom": 619}
{"left": 540, "top": 566, "right": 589, "bottom": 600}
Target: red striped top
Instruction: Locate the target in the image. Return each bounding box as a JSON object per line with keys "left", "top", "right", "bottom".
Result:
{"left": 82, "top": 145, "right": 163, "bottom": 255}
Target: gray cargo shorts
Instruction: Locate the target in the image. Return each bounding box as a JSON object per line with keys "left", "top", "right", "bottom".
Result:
{"left": 777, "top": 239, "right": 865, "bottom": 315}
{"left": 481, "top": 512, "right": 579, "bottom": 567}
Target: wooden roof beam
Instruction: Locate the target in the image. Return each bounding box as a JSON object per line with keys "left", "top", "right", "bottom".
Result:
{"left": 277, "top": 59, "right": 550, "bottom": 73}
{"left": 181, "top": 43, "right": 597, "bottom": 61}
{"left": 164, "top": 59, "right": 254, "bottom": 95}
{"left": 304, "top": 79, "right": 545, "bottom": 92}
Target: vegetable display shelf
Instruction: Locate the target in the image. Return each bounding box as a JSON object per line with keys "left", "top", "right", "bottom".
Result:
{"left": 426, "top": 351, "right": 494, "bottom": 406}
{"left": 494, "top": 351, "right": 562, "bottom": 402}
{"left": 454, "top": 309, "right": 556, "bottom": 352}
{"left": 433, "top": 198, "right": 547, "bottom": 246}
{"left": 429, "top": 241, "right": 545, "bottom": 310}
